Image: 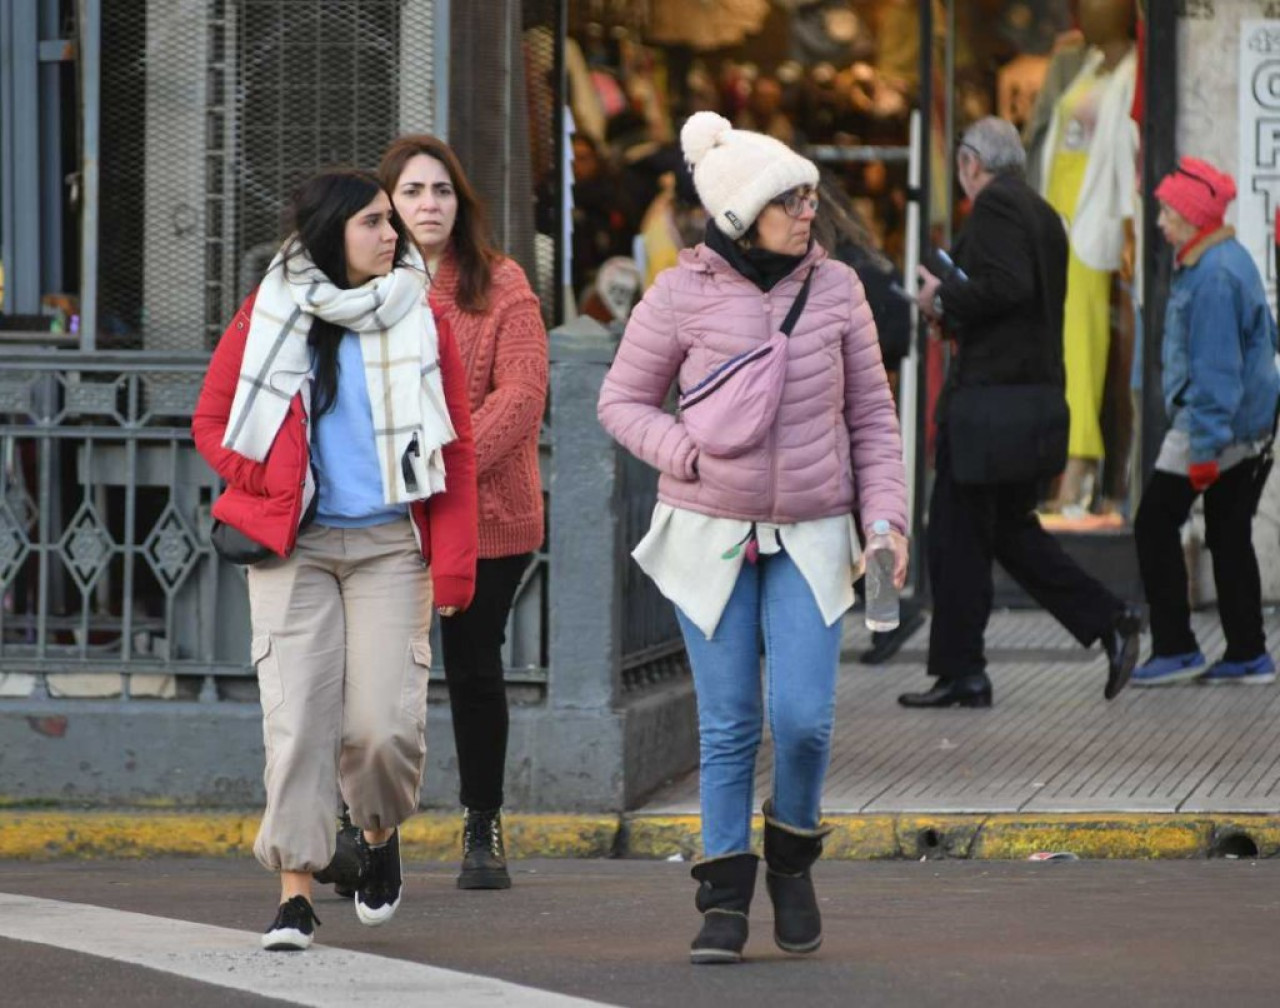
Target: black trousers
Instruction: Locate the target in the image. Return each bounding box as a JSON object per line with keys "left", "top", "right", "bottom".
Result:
{"left": 927, "top": 428, "right": 1120, "bottom": 680}
{"left": 439, "top": 552, "right": 532, "bottom": 810}
{"left": 1134, "top": 464, "right": 1265, "bottom": 661}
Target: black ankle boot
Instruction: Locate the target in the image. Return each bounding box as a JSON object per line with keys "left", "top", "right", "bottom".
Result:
{"left": 458, "top": 807, "right": 511, "bottom": 890}
{"left": 762, "top": 801, "right": 832, "bottom": 954}
{"left": 690, "top": 852, "right": 758, "bottom": 964}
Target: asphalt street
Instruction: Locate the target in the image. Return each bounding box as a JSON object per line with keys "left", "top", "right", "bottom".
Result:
{"left": 1, "top": 856, "right": 1277, "bottom": 1007}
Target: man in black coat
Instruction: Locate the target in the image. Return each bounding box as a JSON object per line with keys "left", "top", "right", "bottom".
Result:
{"left": 897, "top": 116, "right": 1141, "bottom": 709}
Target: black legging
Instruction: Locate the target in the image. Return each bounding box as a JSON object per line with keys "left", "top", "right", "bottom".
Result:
{"left": 439, "top": 553, "right": 532, "bottom": 810}
{"left": 1134, "top": 464, "right": 1266, "bottom": 661}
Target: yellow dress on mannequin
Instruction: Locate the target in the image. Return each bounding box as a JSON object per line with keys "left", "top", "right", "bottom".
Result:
{"left": 1046, "top": 65, "right": 1111, "bottom": 462}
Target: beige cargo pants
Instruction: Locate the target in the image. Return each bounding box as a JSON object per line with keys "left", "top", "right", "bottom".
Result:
{"left": 246, "top": 521, "right": 433, "bottom": 873}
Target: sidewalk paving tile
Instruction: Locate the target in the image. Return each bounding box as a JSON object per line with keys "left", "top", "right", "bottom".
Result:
{"left": 638, "top": 608, "right": 1280, "bottom": 816}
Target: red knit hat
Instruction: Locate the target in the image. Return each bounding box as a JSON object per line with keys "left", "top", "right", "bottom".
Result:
{"left": 1154, "top": 157, "right": 1237, "bottom": 229}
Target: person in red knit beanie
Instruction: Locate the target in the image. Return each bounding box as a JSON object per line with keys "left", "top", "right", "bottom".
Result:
{"left": 1153, "top": 156, "right": 1237, "bottom": 231}
{"left": 1131, "top": 155, "right": 1280, "bottom": 687}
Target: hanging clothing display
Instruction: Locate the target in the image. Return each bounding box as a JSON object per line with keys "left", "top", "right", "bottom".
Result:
{"left": 1042, "top": 47, "right": 1138, "bottom": 461}
{"left": 1046, "top": 61, "right": 1110, "bottom": 460}
{"left": 648, "top": 0, "right": 769, "bottom": 51}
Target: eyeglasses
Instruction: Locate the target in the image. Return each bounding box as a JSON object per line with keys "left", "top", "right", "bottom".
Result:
{"left": 770, "top": 188, "right": 820, "bottom": 218}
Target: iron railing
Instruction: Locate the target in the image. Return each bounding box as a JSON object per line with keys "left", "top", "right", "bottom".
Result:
{"left": 618, "top": 448, "right": 687, "bottom": 692}
{"left": 0, "top": 351, "right": 547, "bottom": 701}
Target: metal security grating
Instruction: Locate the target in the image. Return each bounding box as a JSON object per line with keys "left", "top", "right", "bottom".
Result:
{"left": 97, "top": 0, "right": 148, "bottom": 349}
{"left": 95, "top": 0, "right": 439, "bottom": 352}
{"left": 521, "top": 0, "right": 563, "bottom": 325}
{"left": 448, "top": 0, "right": 562, "bottom": 323}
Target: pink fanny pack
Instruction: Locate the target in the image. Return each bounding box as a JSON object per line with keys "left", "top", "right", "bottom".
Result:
{"left": 678, "top": 267, "right": 814, "bottom": 458}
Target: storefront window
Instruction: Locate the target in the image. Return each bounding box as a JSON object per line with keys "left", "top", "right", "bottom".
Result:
{"left": 559, "top": 0, "right": 1141, "bottom": 534}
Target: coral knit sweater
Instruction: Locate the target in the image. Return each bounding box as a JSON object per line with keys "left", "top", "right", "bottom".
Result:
{"left": 429, "top": 250, "right": 547, "bottom": 558}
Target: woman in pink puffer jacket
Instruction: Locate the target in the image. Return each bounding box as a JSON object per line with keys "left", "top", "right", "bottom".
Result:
{"left": 598, "top": 113, "right": 908, "bottom": 965}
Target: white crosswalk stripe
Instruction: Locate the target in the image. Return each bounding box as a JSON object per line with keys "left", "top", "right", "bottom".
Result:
{"left": 0, "top": 892, "right": 614, "bottom": 1007}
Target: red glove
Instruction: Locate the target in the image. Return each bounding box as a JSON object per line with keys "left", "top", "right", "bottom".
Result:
{"left": 1188, "top": 461, "right": 1220, "bottom": 491}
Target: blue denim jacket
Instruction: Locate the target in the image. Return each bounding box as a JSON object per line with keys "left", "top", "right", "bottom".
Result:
{"left": 1162, "top": 232, "right": 1280, "bottom": 464}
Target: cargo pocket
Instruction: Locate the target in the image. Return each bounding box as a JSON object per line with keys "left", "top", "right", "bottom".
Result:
{"left": 252, "top": 633, "right": 284, "bottom": 719}
{"left": 401, "top": 636, "right": 432, "bottom": 728}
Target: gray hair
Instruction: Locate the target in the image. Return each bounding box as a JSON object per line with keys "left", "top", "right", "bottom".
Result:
{"left": 958, "top": 116, "right": 1026, "bottom": 177}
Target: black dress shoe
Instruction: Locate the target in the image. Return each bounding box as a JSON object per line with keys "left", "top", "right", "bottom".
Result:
{"left": 1101, "top": 606, "right": 1144, "bottom": 700}
{"left": 898, "top": 675, "right": 993, "bottom": 709}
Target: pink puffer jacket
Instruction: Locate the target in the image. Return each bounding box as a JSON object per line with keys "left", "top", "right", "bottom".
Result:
{"left": 598, "top": 242, "right": 908, "bottom": 533}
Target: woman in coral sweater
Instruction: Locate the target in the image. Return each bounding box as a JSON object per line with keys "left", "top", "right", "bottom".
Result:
{"left": 378, "top": 135, "right": 548, "bottom": 889}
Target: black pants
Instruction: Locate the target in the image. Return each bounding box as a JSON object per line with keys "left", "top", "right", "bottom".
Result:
{"left": 1134, "top": 464, "right": 1265, "bottom": 661}
{"left": 927, "top": 429, "right": 1120, "bottom": 680}
{"left": 439, "top": 552, "right": 532, "bottom": 810}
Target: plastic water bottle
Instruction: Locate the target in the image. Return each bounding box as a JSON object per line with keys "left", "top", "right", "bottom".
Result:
{"left": 864, "top": 520, "right": 900, "bottom": 631}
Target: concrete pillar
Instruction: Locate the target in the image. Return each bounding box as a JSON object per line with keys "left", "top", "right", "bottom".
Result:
{"left": 547, "top": 316, "right": 623, "bottom": 711}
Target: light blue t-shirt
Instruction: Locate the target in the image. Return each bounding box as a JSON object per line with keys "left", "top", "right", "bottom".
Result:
{"left": 311, "top": 333, "right": 409, "bottom": 528}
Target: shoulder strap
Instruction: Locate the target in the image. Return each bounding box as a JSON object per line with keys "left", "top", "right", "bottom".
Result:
{"left": 779, "top": 266, "right": 817, "bottom": 337}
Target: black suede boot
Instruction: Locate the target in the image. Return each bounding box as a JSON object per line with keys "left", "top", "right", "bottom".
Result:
{"left": 689, "top": 852, "right": 758, "bottom": 964}
{"left": 762, "top": 800, "right": 832, "bottom": 953}
{"left": 458, "top": 807, "right": 511, "bottom": 890}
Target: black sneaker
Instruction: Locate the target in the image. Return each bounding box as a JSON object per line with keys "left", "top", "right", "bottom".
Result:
{"left": 458, "top": 807, "right": 512, "bottom": 890}
{"left": 313, "top": 810, "right": 365, "bottom": 899}
{"left": 261, "top": 895, "right": 320, "bottom": 951}
{"left": 355, "top": 829, "right": 402, "bottom": 926}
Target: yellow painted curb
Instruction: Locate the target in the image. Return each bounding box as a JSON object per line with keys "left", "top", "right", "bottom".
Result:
{"left": 0, "top": 812, "right": 259, "bottom": 859}
{"left": 0, "top": 811, "right": 622, "bottom": 861}
{"left": 623, "top": 813, "right": 1280, "bottom": 860}
{"left": 970, "top": 815, "right": 1205, "bottom": 859}
{"left": 3, "top": 811, "right": 1280, "bottom": 861}
{"left": 622, "top": 815, "right": 702, "bottom": 859}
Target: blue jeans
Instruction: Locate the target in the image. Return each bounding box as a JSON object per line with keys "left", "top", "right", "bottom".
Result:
{"left": 675, "top": 549, "right": 843, "bottom": 857}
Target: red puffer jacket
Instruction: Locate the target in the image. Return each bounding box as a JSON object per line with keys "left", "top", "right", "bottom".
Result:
{"left": 192, "top": 291, "right": 478, "bottom": 610}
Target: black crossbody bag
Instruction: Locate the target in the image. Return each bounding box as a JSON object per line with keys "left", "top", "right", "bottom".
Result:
{"left": 210, "top": 519, "right": 273, "bottom": 566}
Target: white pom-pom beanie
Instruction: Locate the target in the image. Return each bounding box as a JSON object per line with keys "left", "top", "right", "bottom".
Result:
{"left": 680, "top": 111, "right": 818, "bottom": 239}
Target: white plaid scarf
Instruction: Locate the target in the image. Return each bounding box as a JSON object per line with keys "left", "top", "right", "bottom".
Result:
{"left": 223, "top": 243, "right": 456, "bottom": 504}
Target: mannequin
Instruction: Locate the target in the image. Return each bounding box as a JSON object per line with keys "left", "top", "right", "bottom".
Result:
{"left": 1039, "top": 0, "right": 1138, "bottom": 516}
{"left": 1023, "top": 0, "right": 1085, "bottom": 190}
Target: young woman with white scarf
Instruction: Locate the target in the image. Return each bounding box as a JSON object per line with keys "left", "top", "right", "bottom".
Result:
{"left": 192, "top": 169, "right": 478, "bottom": 951}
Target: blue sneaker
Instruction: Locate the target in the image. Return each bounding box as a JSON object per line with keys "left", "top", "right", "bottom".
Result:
{"left": 1131, "top": 650, "right": 1206, "bottom": 686}
{"left": 1200, "top": 654, "right": 1276, "bottom": 685}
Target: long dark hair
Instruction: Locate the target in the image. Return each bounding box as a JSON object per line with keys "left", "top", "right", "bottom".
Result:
{"left": 281, "top": 169, "right": 412, "bottom": 416}
{"left": 378, "top": 134, "right": 500, "bottom": 314}
{"left": 812, "top": 170, "right": 893, "bottom": 275}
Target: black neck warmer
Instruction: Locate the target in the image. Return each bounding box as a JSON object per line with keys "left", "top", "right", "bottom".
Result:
{"left": 704, "top": 220, "right": 807, "bottom": 292}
